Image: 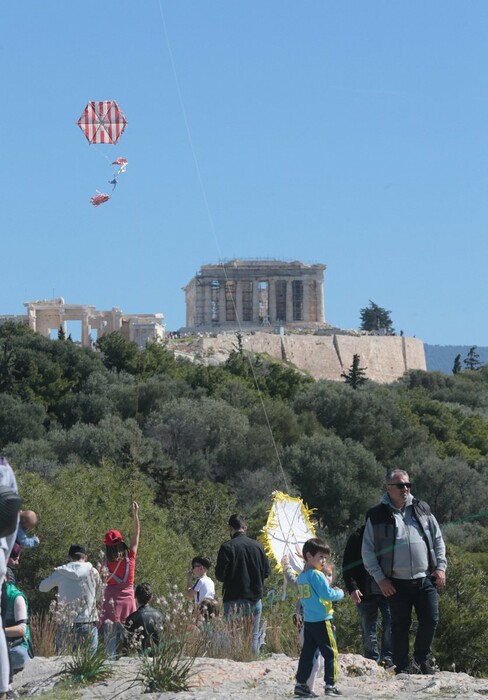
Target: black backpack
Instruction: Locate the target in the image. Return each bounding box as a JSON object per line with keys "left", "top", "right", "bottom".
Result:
{"left": 0, "top": 486, "right": 22, "bottom": 538}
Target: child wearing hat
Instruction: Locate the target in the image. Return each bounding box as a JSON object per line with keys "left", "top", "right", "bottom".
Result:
{"left": 100, "top": 502, "right": 140, "bottom": 657}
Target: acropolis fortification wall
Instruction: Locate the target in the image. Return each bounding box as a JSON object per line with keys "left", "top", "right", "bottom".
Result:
{"left": 171, "top": 332, "right": 426, "bottom": 384}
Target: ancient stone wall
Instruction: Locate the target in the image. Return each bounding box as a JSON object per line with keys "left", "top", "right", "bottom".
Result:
{"left": 170, "top": 332, "right": 426, "bottom": 384}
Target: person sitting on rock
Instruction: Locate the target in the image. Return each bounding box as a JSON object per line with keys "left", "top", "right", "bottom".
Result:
{"left": 124, "top": 582, "right": 163, "bottom": 652}
{"left": 3, "top": 580, "right": 32, "bottom": 675}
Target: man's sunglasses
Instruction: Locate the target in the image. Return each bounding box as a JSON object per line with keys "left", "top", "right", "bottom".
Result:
{"left": 389, "top": 482, "right": 412, "bottom": 490}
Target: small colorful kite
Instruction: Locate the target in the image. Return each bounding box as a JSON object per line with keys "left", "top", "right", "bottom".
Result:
{"left": 90, "top": 192, "right": 111, "bottom": 207}
{"left": 112, "top": 157, "right": 128, "bottom": 173}
{"left": 78, "top": 101, "right": 128, "bottom": 206}
{"left": 78, "top": 101, "right": 127, "bottom": 145}
{"left": 261, "top": 491, "right": 316, "bottom": 574}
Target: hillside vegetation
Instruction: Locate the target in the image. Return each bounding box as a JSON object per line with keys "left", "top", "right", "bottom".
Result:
{"left": 1, "top": 322, "right": 488, "bottom": 674}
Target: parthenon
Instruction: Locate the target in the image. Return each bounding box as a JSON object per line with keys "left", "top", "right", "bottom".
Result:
{"left": 183, "top": 259, "right": 326, "bottom": 328}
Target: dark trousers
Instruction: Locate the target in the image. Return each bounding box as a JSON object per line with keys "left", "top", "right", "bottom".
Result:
{"left": 389, "top": 576, "right": 439, "bottom": 672}
{"left": 296, "top": 620, "right": 338, "bottom": 688}
{"left": 357, "top": 594, "right": 392, "bottom": 662}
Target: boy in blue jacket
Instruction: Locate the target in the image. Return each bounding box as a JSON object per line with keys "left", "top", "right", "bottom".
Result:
{"left": 294, "top": 538, "right": 344, "bottom": 698}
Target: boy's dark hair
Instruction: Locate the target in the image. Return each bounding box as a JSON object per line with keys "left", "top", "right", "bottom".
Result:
{"left": 302, "top": 538, "right": 331, "bottom": 560}
{"left": 71, "top": 552, "right": 86, "bottom": 562}
{"left": 135, "top": 582, "right": 153, "bottom": 606}
{"left": 199, "top": 597, "right": 220, "bottom": 621}
{"left": 228, "top": 514, "right": 246, "bottom": 530}
{"left": 192, "top": 556, "right": 211, "bottom": 570}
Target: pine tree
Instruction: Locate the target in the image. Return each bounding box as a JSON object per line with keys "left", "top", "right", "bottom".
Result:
{"left": 341, "top": 354, "right": 368, "bottom": 389}
{"left": 452, "top": 354, "right": 462, "bottom": 374}
{"left": 57, "top": 325, "right": 66, "bottom": 341}
{"left": 359, "top": 301, "right": 394, "bottom": 334}
{"left": 464, "top": 346, "right": 481, "bottom": 371}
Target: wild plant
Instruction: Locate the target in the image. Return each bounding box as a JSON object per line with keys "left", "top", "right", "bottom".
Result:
{"left": 57, "top": 641, "right": 113, "bottom": 686}
{"left": 131, "top": 586, "right": 203, "bottom": 693}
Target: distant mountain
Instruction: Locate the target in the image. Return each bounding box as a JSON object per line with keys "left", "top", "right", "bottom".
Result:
{"left": 424, "top": 345, "right": 488, "bottom": 374}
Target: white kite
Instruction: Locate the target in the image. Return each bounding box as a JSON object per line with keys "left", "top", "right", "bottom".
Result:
{"left": 261, "top": 491, "right": 316, "bottom": 574}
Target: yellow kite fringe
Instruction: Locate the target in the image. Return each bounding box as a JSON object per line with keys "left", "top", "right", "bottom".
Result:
{"left": 260, "top": 490, "right": 316, "bottom": 573}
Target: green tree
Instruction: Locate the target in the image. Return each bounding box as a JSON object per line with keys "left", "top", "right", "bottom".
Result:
{"left": 57, "top": 325, "right": 66, "bottom": 341}
{"left": 96, "top": 332, "right": 139, "bottom": 373}
{"left": 359, "top": 300, "right": 394, "bottom": 334}
{"left": 0, "top": 394, "right": 47, "bottom": 449}
{"left": 169, "top": 480, "right": 237, "bottom": 560}
{"left": 452, "top": 353, "right": 462, "bottom": 374}
{"left": 283, "top": 433, "right": 384, "bottom": 532}
{"left": 434, "top": 547, "right": 488, "bottom": 675}
{"left": 341, "top": 354, "right": 368, "bottom": 389}
{"left": 464, "top": 346, "right": 482, "bottom": 371}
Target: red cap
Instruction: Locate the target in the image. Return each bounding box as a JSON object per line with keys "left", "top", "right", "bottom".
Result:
{"left": 103, "top": 529, "right": 123, "bottom": 546}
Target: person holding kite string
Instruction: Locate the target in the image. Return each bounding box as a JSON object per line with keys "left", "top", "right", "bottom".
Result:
{"left": 283, "top": 546, "right": 336, "bottom": 696}
{"left": 100, "top": 501, "right": 140, "bottom": 658}
{"left": 294, "top": 538, "right": 345, "bottom": 698}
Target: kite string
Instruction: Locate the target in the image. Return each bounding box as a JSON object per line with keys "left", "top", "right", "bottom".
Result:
{"left": 156, "top": 0, "right": 289, "bottom": 493}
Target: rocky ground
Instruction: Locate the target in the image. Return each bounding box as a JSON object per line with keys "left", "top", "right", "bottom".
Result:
{"left": 13, "top": 653, "right": 488, "bottom": 699}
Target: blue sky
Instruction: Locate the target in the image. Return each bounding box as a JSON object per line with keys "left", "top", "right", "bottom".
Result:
{"left": 2, "top": 1, "right": 488, "bottom": 344}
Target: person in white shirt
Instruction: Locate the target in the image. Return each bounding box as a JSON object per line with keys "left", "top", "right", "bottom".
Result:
{"left": 186, "top": 556, "right": 215, "bottom": 604}
{"left": 39, "top": 544, "right": 100, "bottom": 653}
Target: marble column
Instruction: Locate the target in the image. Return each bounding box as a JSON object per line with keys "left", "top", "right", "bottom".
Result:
{"left": 286, "top": 281, "right": 293, "bottom": 322}
{"left": 219, "top": 282, "right": 226, "bottom": 322}
{"left": 252, "top": 279, "right": 260, "bottom": 322}
{"left": 302, "top": 278, "right": 311, "bottom": 322}
{"left": 235, "top": 280, "right": 243, "bottom": 324}
{"left": 268, "top": 279, "right": 276, "bottom": 323}
{"left": 81, "top": 312, "right": 91, "bottom": 347}
{"left": 203, "top": 282, "right": 212, "bottom": 324}
{"left": 317, "top": 280, "right": 325, "bottom": 322}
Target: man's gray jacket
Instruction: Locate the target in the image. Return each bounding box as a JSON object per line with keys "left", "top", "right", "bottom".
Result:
{"left": 361, "top": 492, "right": 447, "bottom": 587}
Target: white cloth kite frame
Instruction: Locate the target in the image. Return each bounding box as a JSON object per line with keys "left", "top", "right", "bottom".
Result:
{"left": 261, "top": 491, "right": 316, "bottom": 574}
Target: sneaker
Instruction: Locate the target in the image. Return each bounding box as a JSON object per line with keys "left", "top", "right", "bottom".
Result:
{"left": 379, "top": 658, "right": 395, "bottom": 669}
{"left": 294, "top": 683, "right": 318, "bottom": 698}
{"left": 395, "top": 668, "right": 410, "bottom": 675}
{"left": 412, "top": 659, "right": 435, "bottom": 675}
{"left": 325, "top": 687, "right": 343, "bottom": 696}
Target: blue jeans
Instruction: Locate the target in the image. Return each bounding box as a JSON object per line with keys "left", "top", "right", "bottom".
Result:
{"left": 103, "top": 621, "right": 125, "bottom": 659}
{"left": 357, "top": 595, "right": 392, "bottom": 662}
{"left": 56, "top": 622, "right": 98, "bottom": 654}
{"left": 10, "top": 644, "right": 30, "bottom": 673}
{"left": 74, "top": 623, "right": 98, "bottom": 655}
{"left": 223, "top": 598, "right": 262, "bottom": 655}
{"left": 389, "top": 577, "right": 439, "bottom": 672}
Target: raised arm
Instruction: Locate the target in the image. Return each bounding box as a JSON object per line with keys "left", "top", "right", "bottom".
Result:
{"left": 129, "top": 502, "right": 140, "bottom": 554}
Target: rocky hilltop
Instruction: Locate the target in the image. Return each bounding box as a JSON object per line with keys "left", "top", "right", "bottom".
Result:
{"left": 169, "top": 332, "right": 426, "bottom": 384}
{"left": 15, "top": 653, "right": 488, "bottom": 699}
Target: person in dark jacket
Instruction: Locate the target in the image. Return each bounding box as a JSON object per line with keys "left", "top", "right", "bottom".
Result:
{"left": 342, "top": 526, "right": 392, "bottom": 667}
{"left": 124, "top": 582, "right": 163, "bottom": 652}
{"left": 362, "top": 469, "right": 447, "bottom": 676}
{"left": 215, "top": 514, "right": 270, "bottom": 655}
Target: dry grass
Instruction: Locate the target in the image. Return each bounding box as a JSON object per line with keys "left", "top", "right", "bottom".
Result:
{"left": 30, "top": 609, "right": 58, "bottom": 657}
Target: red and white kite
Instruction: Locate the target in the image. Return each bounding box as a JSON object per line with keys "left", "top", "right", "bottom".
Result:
{"left": 90, "top": 192, "right": 111, "bottom": 207}
{"left": 78, "top": 101, "right": 127, "bottom": 145}
{"left": 112, "top": 157, "right": 128, "bottom": 173}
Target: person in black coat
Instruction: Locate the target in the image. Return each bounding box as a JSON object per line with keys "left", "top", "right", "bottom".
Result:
{"left": 215, "top": 514, "right": 270, "bottom": 655}
{"left": 342, "top": 525, "right": 392, "bottom": 667}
